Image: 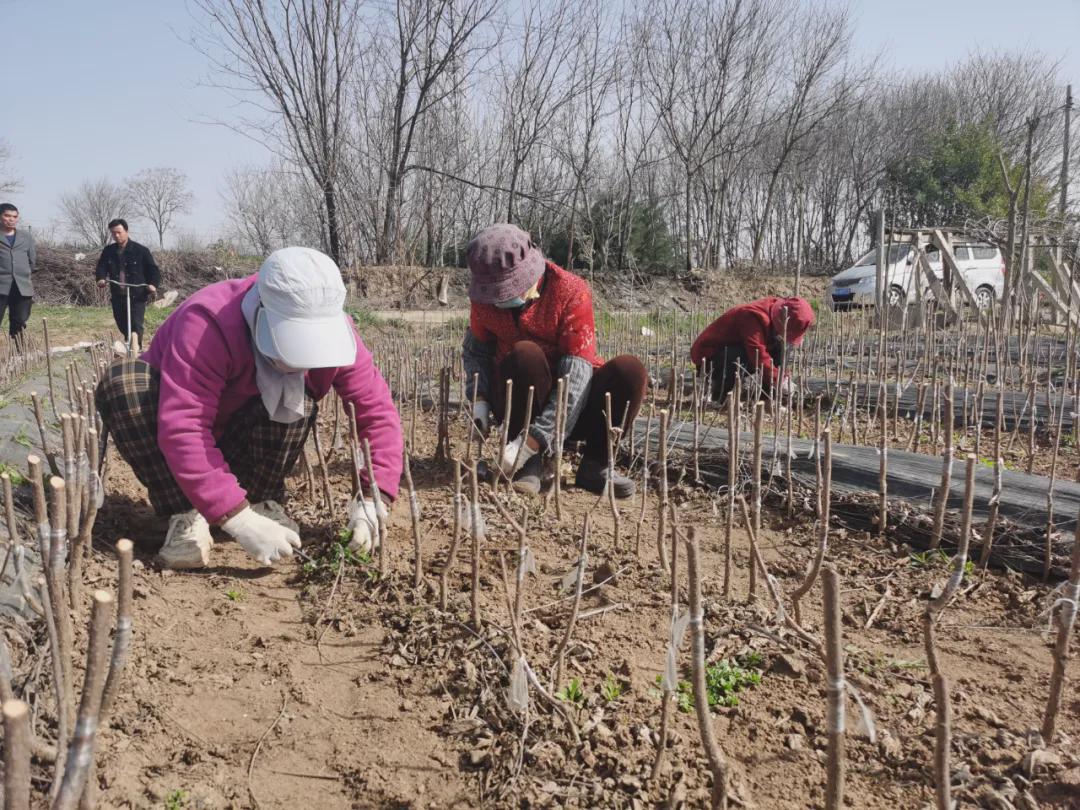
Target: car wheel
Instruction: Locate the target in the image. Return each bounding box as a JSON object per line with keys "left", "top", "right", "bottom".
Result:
{"left": 974, "top": 285, "right": 995, "bottom": 312}
{"left": 886, "top": 285, "right": 906, "bottom": 308}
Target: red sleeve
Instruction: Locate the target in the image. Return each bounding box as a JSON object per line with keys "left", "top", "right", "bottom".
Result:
{"left": 558, "top": 285, "right": 598, "bottom": 362}
{"left": 332, "top": 321, "right": 404, "bottom": 502}
{"left": 469, "top": 304, "right": 494, "bottom": 343}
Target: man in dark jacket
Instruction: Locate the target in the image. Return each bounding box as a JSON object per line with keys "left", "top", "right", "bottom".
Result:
{"left": 94, "top": 218, "right": 160, "bottom": 351}
{"left": 0, "top": 203, "right": 36, "bottom": 346}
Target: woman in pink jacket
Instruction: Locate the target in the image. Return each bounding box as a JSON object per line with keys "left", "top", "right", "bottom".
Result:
{"left": 95, "top": 247, "right": 403, "bottom": 569}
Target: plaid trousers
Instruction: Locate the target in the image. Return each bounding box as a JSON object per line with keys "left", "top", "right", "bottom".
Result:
{"left": 95, "top": 359, "right": 316, "bottom": 516}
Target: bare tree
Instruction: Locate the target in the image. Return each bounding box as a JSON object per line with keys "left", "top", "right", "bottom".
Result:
{"left": 126, "top": 167, "right": 194, "bottom": 248}
{"left": 639, "top": 0, "right": 784, "bottom": 275}
{"left": 0, "top": 139, "right": 20, "bottom": 195}
{"left": 364, "top": 0, "right": 498, "bottom": 263}
{"left": 223, "top": 164, "right": 325, "bottom": 254}
{"left": 59, "top": 178, "right": 131, "bottom": 248}
{"left": 498, "top": 0, "right": 584, "bottom": 221}
{"left": 749, "top": 2, "right": 855, "bottom": 263}
{"left": 192, "top": 0, "right": 360, "bottom": 265}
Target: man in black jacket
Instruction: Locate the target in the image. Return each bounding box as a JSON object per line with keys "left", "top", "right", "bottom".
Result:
{"left": 95, "top": 218, "right": 160, "bottom": 352}
{"left": 0, "top": 203, "right": 35, "bottom": 347}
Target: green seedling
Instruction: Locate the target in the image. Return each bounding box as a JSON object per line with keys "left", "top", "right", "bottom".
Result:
{"left": 909, "top": 549, "right": 974, "bottom": 578}
{"left": 0, "top": 464, "right": 27, "bottom": 486}
{"left": 300, "top": 529, "right": 378, "bottom": 583}
{"left": 164, "top": 790, "right": 188, "bottom": 810}
{"left": 600, "top": 673, "right": 623, "bottom": 703}
{"left": 12, "top": 427, "right": 33, "bottom": 448}
{"left": 224, "top": 587, "right": 244, "bottom": 602}
{"left": 556, "top": 678, "right": 585, "bottom": 705}
{"left": 666, "top": 658, "right": 763, "bottom": 712}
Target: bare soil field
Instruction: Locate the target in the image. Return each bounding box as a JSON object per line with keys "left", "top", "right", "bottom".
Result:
{"left": 61, "top": 393, "right": 1077, "bottom": 809}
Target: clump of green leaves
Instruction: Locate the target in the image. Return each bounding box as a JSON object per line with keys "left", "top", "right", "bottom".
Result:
{"left": 0, "top": 463, "right": 26, "bottom": 486}
{"left": 164, "top": 790, "right": 188, "bottom": 810}
{"left": 600, "top": 673, "right": 623, "bottom": 703}
{"left": 663, "top": 655, "right": 763, "bottom": 713}
{"left": 910, "top": 549, "right": 974, "bottom": 578}
{"left": 556, "top": 678, "right": 585, "bottom": 705}
{"left": 223, "top": 587, "right": 244, "bottom": 602}
{"left": 301, "top": 529, "right": 377, "bottom": 583}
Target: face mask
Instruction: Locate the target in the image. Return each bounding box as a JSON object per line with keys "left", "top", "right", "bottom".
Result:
{"left": 495, "top": 296, "right": 527, "bottom": 309}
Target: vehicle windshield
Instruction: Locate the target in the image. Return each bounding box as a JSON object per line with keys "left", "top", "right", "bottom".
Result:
{"left": 854, "top": 244, "right": 912, "bottom": 267}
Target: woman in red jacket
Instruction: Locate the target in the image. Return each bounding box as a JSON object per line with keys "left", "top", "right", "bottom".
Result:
{"left": 462, "top": 224, "right": 647, "bottom": 496}
{"left": 690, "top": 296, "right": 815, "bottom": 401}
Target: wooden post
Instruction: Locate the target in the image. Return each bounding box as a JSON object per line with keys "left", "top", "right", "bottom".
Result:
{"left": 823, "top": 566, "right": 845, "bottom": 810}
{"left": 686, "top": 528, "right": 729, "bottom": 809}
{"left": 1041, "top": 517, "right": 1080, "bottom": 743}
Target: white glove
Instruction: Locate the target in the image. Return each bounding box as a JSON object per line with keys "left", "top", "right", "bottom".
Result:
{"left": 779, "top": 375, "right": 794, "bottom": 397}
{"left": 222, "top": 506, "right": 301, "bottom": 565}
{"left": 346, "top": 495, "right": 387, "bottom": 556}
{"left": 500, "top": 435, "right": 537, "bottom": 477}
{"left": 472, "top": 400, "right": 491, "bottom": 436}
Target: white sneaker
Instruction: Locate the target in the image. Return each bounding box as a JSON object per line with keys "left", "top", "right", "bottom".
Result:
{"left": 251, "top": 500, "right": 299, "bottom": 533}
{"left": 157, "top": 509, "right": 213, "bottom": 569}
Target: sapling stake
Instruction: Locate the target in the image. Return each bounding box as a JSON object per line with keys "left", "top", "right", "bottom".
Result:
{"left": 724, "top": 394, "right": 736, "bottom": 599}
{"left": 2, "top": 699, "right": 31, "bottom": 810}
{"left": 929, "top": 382, "right": 954, "bottom": 550}
{"left": 403, "top": 446, "right": 424, "bottom": 589}
{"left": 82, "top": 539, "right": 133, "bottom": 810}
{"left": 47, "top": 477, "right": 74, "bottom": 727}
{"left": 878, "top": 380, "right": 888, "bottom": 538}
{"left": 749, "top": 402, "right": 765, "bottom": 601}
{"left": 469, "top": 463, "right": 482, "bottom": 629}
{"left": 553, "top": 378, "right": 567, "bottom": 521}
{"left": 98, "top": 540, "right": 134, "bottom": 723}
{"left": 792, "top": 430, "right": 832, "bottom": 625}
{"left": 604, "top": 391, "right": 621, "bottom": 549}
{"left": 44, "top": 318, "right": 59, "bottom": 420}
{"left": 651, "top": 503, "right": 681, "bottom": 783}
{"left": 655, "top": 410, "right": 670, "bottom": 573}
{"left": 362, "top": 438, "right": 388, "bottom": 576}
{"left": 1041, "top": 516, "right": 1080, "bottom": 743}
{"left": 69, "top": 429, "right": 99, "bottom": 611}
{"left": 979, "top": 390, "right": 1005, "bottom": 568}
{"left": 552, "top": 515, "right": 589, "bottom": 691}
{"left": 823, "top": 565, "right": 845, "bottom": 810}
{"left": 310, "top": 420, "right": 334, "bottom": 513}
{"left": 31, "top": 391, "right": 61, "bottom": 476}
{"left": 54, "top": 590, "right": 114, "bottom": 810}
{"left": 923, "top": 454, "right": 976, "bottom": 810}
{"left": 346, "top": 402, "right": 361, "bottom": 495}
{"left": 439, "top": 460, "right": 464, "bottom": 611}
{"left": 686, "top": 528, "right": 729, "bottom": 809}
{"left": 635, "top": 402, "right": 653, "bottom": 556}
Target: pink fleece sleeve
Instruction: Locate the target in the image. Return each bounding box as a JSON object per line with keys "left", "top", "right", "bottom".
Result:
{"left": 332, "top": 324, "right": 404, "bottom": 501}
{"left": 154, "top": 305, "right": 248, "bottom": 522}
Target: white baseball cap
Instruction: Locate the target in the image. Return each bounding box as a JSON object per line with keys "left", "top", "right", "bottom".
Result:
{"left": 253, "top": 247, "right": 357, "bottom": 369}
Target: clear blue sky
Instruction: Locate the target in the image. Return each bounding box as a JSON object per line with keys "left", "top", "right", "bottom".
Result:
{"left": 1, "top": 0, "right": 1077, "bottom": 246}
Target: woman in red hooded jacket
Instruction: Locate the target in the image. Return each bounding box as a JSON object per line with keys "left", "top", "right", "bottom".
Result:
{"left": 690, "top": 296, "right": 815, "bottom": 401}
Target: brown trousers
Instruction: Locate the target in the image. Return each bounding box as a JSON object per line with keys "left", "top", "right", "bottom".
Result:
{"left": 492, "top": 341, "right": 647, "bottom": 462}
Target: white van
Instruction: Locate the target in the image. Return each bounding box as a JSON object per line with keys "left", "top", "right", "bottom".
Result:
{"left": 829, "top": 242, "right": 1005, "bottom": 311}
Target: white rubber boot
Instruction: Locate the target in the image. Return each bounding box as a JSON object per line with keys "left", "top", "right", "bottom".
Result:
{"left": 157, "top": 509, "right": 213, "bottom": 569}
